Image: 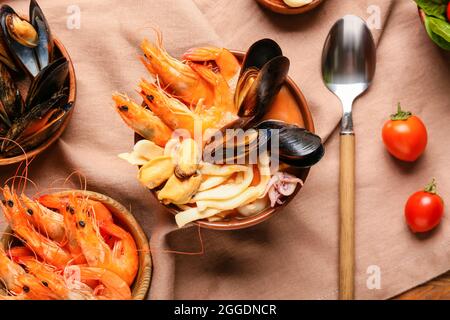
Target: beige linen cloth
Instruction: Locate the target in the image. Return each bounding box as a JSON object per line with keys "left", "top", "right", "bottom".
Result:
{"left": 0, "top": 0, "right": 449, "bottom": 299}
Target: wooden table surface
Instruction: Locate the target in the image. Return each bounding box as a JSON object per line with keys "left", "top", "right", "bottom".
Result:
{"left": 394, "top": 271, "right": 450, "bottom": 300}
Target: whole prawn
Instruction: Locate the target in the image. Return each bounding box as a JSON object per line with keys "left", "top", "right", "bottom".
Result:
{"left": 0, "top": 186, "right": 72, "bottom": 268}
{"left": 0, "top": 248, "right": 58, "bottom": 300}
{"left": 20, "top": 194, "right": 65, "bottom": 243}
{"left": 182, "top": 46, "right": 240, "bottom": 84}
{"left": 138, "top": 79, "right": 237, "bottom": 136}
{"left": 112, "top": 93, "right": 173, "bottom": 147}
{"left": 65, "top": 195, "right": 138, "bottom": 286}
{"left": 140, "top": 32, "right": 215, "bottom": 108}
{"left": 17, "top": 256, "right": 96, "bottom": 300}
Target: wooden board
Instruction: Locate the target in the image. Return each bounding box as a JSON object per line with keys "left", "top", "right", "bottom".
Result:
{"left": 394, "top": 271, "right": 450, "bottom": 300}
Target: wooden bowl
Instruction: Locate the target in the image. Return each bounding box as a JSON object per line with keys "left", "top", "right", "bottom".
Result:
{"left": 255, "top": 0, "right": 323, "bottom": 15}
{"left": 137, "top": 51, "right": 316, "bottom": 230}
{"left": 0, "top": 37, "right": 76, "bottom": 166}
{"left": 0, "top": 190, "right": 152, "bottom": 300}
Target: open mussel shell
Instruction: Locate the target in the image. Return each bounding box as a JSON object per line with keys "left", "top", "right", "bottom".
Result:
{"left": 237, "top": 55, "right": 290, "bottom": 125}
{"left": 0, "top": 1, "right": 53, "bottom": 77}
{"left": 5, "top": 11, "right": 38, "bottom": 48}
{"left": 30, "top": 0, "right": 53, "bottom": 69}
{"left": 203, "top": 127, "right": 271, "bottom": 164}
{"left": 26, "top": 57, "right": 68, "bottom": 110}
{"left": 2, "top": 97, "right": 72, "bottom": 157}
{"left": 1, "top": 89, "right": 68, "bottom": 150}
{"left": 3, "top": 112, "right": 64, "bottom": 157}
{"left": 257, "top": 120, "right": 325, "bottom": 168}
{"left": 0, "top": 5, "right": 39, "bottom": 76}
{"left": 240, "top": 38, "right": 282, "bottom": 74}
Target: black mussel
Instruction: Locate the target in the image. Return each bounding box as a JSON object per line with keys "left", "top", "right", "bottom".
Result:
{"left": 3, "top": 111, "right": 65, "bottom": 157}
{"left": 30, "top": 0, "right": 53, "bottom": 69}
{"left": 5, "top": 10, "right": 38, "bottom": 48}
{"left": 0, "top": 1, "right": 53, "bottom": 77}
{"left": 0, "top": 62, "right": 24, "bottom": 125}
{"left": 203, "top": 116, "right": 253, "bottom": 157}
{"left": 236, "top": 56, "right": 290, "bottom": 125}
{"left": 203, "top": 127, "right": 271, "bottom": 165}
{"left": 257, "top": 120, "right": 325, "bottom": 168}
{"left": 1, "top": 89, "right": 70, "bottom": 155}
{"left": 240, "top": 39, "right": 282, "bottom": 75}
{"left": 0, "top": 5, "right": 39, "bottom": 76}
{"left": 0, "top": 40, "right": 18, "bottom": 71}
{"left": 25, "top": 57, "right": 68, "bottom": 110}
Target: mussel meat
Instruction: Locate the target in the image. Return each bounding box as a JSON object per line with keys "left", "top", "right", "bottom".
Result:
{"left": 257, "top": 120, "right": 325, "bottom": 168}
{"left": 5, "top": 11, "right": 38, "bottom": 48}
{"left": 0, "top": 1, "right": 53, "bottom": 77}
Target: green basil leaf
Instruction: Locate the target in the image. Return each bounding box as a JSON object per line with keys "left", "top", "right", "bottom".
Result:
{"left": 414, "top": 0, "right": 447, "bottom": 19}
{"left": 425, "top": 16, "right": 450, "bottom": 50}
{"left": 428, "top": 16, "right": 450, "bottom": 41}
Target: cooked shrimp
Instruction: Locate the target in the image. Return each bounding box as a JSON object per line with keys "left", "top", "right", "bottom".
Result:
{"left": 37, "top": 194, "right": 114, "bottom": 227}
{"left": 140, "top": 35, "right": 215, "bottom": 107}
{"left": 99, "top": 222, "right": 138, "bottom": 286}
{"left": 7, "top": 246, "right": 33, "bottom": 259}
{"left": 0, "top": 247, "right": 25, "bottom": 294}
{"left": 139, "top": 79, "right": 199, "bottom": 135}
{"left": 66, "top": 196, "right": 137, "bottom": 286}
{"left": 182, "top": 47, "right": 240, "bottom": 83}
{"left": 139, "top": 79, "right": 237, "bottom": 138}
{"left": 18, "top": 257, "right": 95, "bottom": 300}
{"left": 112, "top": 93, "right": 173, "bottom": 147}
{"left": 189, "top": 63, "right": 235, "bottom": 114}
{"left": 20, "top": 194, "right": 65, "bottom": 243}
{"left": 0, "top": 273, "right": 60, "bottom": 300}
{"left": 61, "top": 200, "right": 87, "bottom": 264}
{"left": 66, "top": 266, "right": 131, "bottom": 300}
{"left": 0, "top": 186, "right": 72, "bottom": 268}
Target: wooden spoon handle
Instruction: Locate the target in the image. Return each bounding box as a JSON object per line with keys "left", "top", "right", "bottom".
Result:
{"left": 339, "top": 133, "right": 355, "bottom": 300}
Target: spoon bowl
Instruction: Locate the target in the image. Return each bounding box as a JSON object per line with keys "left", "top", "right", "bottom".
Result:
{"left": 322, "top": 15, "right": 376, "bottom": 129}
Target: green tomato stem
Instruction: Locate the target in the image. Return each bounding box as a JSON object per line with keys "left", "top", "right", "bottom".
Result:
{"left": 390, "top": 103, "right": 412, "bottom": 121}
{"left": 424, "top": 178, "right": 437, "bottom": 195}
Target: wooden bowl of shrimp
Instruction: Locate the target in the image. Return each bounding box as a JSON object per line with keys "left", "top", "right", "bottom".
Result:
{"left": 132, "top": 50, "right": 316, "bottom": 230}
{"left": 0, "top": 190, "right": 151, "bottom": 300}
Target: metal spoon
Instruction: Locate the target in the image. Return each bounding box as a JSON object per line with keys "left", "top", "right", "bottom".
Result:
{"left": 321, "top": 15, "right": 376, "bottom": 300}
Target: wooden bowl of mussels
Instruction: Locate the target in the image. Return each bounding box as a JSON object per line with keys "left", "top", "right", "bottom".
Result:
{"left": 123, "top": 38, "right": 324, "bottom": 231}
{"left": 0, "top": 0, "right": 76, "bottom": 166}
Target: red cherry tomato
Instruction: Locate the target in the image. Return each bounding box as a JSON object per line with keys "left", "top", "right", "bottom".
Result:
{"left": 405, "top": 179, "right": 444, "bottom": 233}
{"left": 382, "top": 103, "right": 427, "bottom": 162}
{"left": 447, "top": 2, "right": 450, "bottom": 22}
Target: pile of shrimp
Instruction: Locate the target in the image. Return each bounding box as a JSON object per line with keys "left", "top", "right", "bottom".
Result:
{"left": 0, "top": 185, "right": 138, "bottom": 300}
{"left": 112, "top": 31, "right": 241, "bottom": 146}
